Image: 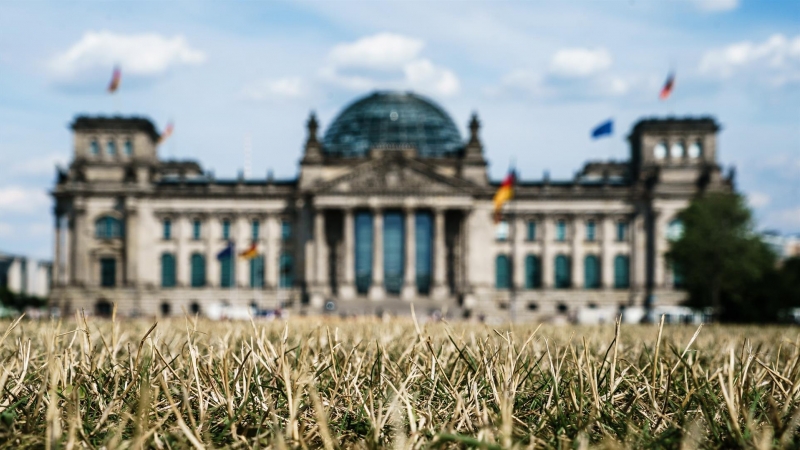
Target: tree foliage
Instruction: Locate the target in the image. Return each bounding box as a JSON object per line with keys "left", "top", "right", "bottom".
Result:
{"left": 667, "top": 193, "right": 798, "bottom": 323}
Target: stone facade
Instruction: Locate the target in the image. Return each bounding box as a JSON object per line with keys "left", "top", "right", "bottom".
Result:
{"left": 50, "top": 92, "right": 733, "bottom": 321}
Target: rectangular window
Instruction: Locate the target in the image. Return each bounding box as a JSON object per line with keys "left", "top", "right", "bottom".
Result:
{"left": 220, "top": 255, "right": 234, "bottom": 288}
{"left": 163, "top": 219, "right": 172, "bottom": 240}
{"left": 100, "top": 258, "right": 116, "bottom": 287}
{"left": 614, "top": 255, "right": 630, "bottom": 288}
{"left": 124, "top": 139, "right": 133, "bottom": 156}
{"left": 495, "top": 254, "right": 511, "bottom": 289}
{"left": 251, "top": 220, "right": 260, "bottom": 240}
{"left": 190, "top": 254, "right": 205, "bottom": 287}
{"left": 90, "top": 140, "right": 99, "bottom": 155}
{"left": 527, "top": 221, "right": 537, "bottom": 241}
{"left": 383, "top": 211, "right": 404, "bottom": 295}
{"left": 192, "top": 220, "right": 202, "bottom": 240}
{"left": 354, "top": 212, "right": 373, "bottom": 295}
{"left": 107, "top": 140, "right": 116, "bottom": 156}
{"left": 415, "top": 212, "right": 433, "bottom": 295}
{"left": 525, "top": 255, "right": 541, "bottom": 289}
{"left": 250, "top": 256, "right": 264, "bottom": 288}
{"left": 161, "top": 253, "right": 176, "bottom": 288}
{"left": 617, "top": 221, "right": 629, "bottom": 242}
{"left": 586, "top": 220, "right": 596, "bottom": 242}
{"left": 556, "top": 220, "right": 567, "bottom": 242}
{"left": 222, "top": 220, "right": 231, "bottom": 240}
{"left": 281, "top": 220, "right": 292, "bottom": 241}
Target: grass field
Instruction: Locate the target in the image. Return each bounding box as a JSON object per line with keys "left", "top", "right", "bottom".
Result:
{"left": 0, "top": 314, "right": 799, "bottom": 449}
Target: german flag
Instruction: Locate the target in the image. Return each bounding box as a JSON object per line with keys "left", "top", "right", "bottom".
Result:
{"left": 493, "top": 169, "right": 516, "bottom": 223}
{"left": 239, "top": 242, "right": 258, "bottom": 260}
{"left": 107, "top": 65, "right": 121, "bottom": 94}
{"left": 659, "top": 71, "right": 675, "bottom": 101}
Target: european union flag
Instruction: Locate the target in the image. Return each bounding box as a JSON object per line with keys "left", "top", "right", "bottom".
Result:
{"left": 217, "top": 241, "right": 234, "bottom": 260}
{"left": 591, "top": 119, "right": 613, "bottom": 139}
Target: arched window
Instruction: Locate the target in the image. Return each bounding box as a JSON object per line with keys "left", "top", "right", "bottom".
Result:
{"left": 161, "top": 253, "right": 176, "bottom": 288}
{"left": 614, "top": 255, "right": 630, "bottom": 289}
{"left": 95, "top": 216, "right": 122, "bottom": 239}
{"left": 279, "top": 252, "right": 294, "bottom": 288}
{"left": 106, "top": 139, "right": 117, "bottom": 156}
{"left": 250, "top": 255, "right": 264, "bottom": 288}
{"left": 525, "top": 255, "right": 541, "bottom": 289}
{"left": 584, "top": 255, "right": 600, "bottom": 289}
{"left": 190, "top": 253, "right": 205, "bottom": 288}
{"left": 495, "top": 254, "right": 511, "bottom": 289}
{"left": 555, "top": 255, "right": 571, "bottom": 289}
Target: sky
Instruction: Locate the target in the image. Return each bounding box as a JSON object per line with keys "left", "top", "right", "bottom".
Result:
{"left": 0, "top": 0, "right": 799, "bottom": 260}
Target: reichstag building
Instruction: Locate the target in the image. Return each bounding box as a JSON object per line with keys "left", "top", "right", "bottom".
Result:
{"left": 51, "top": 91, "right": 733, "bottom": 320}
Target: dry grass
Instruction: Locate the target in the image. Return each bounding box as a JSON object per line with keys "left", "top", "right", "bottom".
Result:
{"left": 1, "top": 311, "right": 799, "bottom": 449}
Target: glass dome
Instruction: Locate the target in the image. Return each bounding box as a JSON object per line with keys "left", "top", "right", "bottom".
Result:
{"left": 322, "top": 91, "right": 463, "bottom": 158}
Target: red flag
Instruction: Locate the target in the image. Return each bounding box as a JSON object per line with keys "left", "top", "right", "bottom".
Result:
{"left": 107, "top": 66, "right": 121, "bottom": 93}
{"left": 158, "top": 122, "right": 174, "bottom": 145}
{"left": 659, "top": 71, "right": 675, "bottom": 100}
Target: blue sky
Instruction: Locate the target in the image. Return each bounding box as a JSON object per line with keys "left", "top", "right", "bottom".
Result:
{"left": 1, "top": 0, "right": 798, "bottom": 259}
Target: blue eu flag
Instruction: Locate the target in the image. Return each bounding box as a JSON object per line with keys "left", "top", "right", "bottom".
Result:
{"left": 217, "top": 241, "right": 234, "bottom": 260}
{"left": 591, "top": 119, "right": 613, "bottom": 139}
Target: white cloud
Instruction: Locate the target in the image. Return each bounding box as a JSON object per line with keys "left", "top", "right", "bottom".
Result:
{"left": 403, "top": 59, "right": 460, "bottom": 96}
{"left": 10, "top": 153, "right": 69, "bottom": 176}
{"left": 0, "top": 186, "right": 50, "bottom": 214}
{"left": 692, "top": 0, "right": 740, "bottom": 12}
{"left": 699, "top": 34, "right": 800, "bottom": 85}
{"left": 748, "top": 192, "right": 771, "bottom": 209}
{"left": 241, "top": 77, "right": 308, "bottom": 101}
{"left": 320, "top": 33, "right": 460, "bottom": 97}
{"left": 50, "top": 31, "right": 206, "bottom": 81}
{"left": 549, "top": 47, "right": 612, "bottom": 79}
{"left": 328, "top": 32, "right": 424, "bottom": 71}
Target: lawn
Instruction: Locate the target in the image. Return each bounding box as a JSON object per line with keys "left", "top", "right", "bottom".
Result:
{"left": 0, "top": 313, "right": 798, "bottom": 449}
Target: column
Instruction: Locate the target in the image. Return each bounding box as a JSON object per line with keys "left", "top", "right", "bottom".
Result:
{"left": 369, "top": 209, "right": 385, "bottom": 300}
{"left": 64, "top": 214, "right": 71, "bottom": 286}
{"left": 125, "top": 202, "right": 138, "bottom": 287}
{"left": 340, "top": 208, "right": 356, "bottom": 299}
{"left": 432, "top": 208, "right": 448, "bottom": 299}
{"left": 53, "top": 214, "right": 62, "bottom": 287}
{"left": 653, "top": 211, "right": 665, "bottom": 288}
{"left": 541, "top": 217, "right": 554, "bottom": 288}
{"left": 600, "top": 215, "right": 614, "bottom": 288}
{"left": 265, "top": 214, "right": 279, "bottom": 289}
{"left": 311, "top": 210, "right": 327, "bottom": 307}
{"left": 205, "top": 216, "right": 217, "bottom": 288}
{"left": 236, "top": 216, "right": 249, "bottom": 288}
{"left": 402, "top": 208, "right": 416, "bottom": 300}
{"left": 631, "top": 213, "right": 646, "bottom": 305}
{"left": 176, "top": 215, "right": 190, "bottom": 288}
{"left": 572, "top": 215, "right": 584, "bottom": 289}
{"left": 72, "top": 208, "right": 86, "bottom": 285}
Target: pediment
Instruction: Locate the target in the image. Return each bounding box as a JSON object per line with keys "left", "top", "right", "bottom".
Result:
{"left": 312, "top": 157, "right": 478, "bottom": 195}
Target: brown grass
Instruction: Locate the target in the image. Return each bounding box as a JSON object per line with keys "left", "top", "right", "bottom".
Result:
{"left": 0, "top": 311, "right": 799, "bottom": 449}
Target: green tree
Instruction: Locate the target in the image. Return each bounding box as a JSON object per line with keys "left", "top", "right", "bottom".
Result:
{"left": 667, "top": 193, "right": 779, "bottom": 322}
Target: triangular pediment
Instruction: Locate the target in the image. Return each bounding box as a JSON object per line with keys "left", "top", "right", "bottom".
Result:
{"left": 312, "top": 156, "right": 479, "bottom": 195}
